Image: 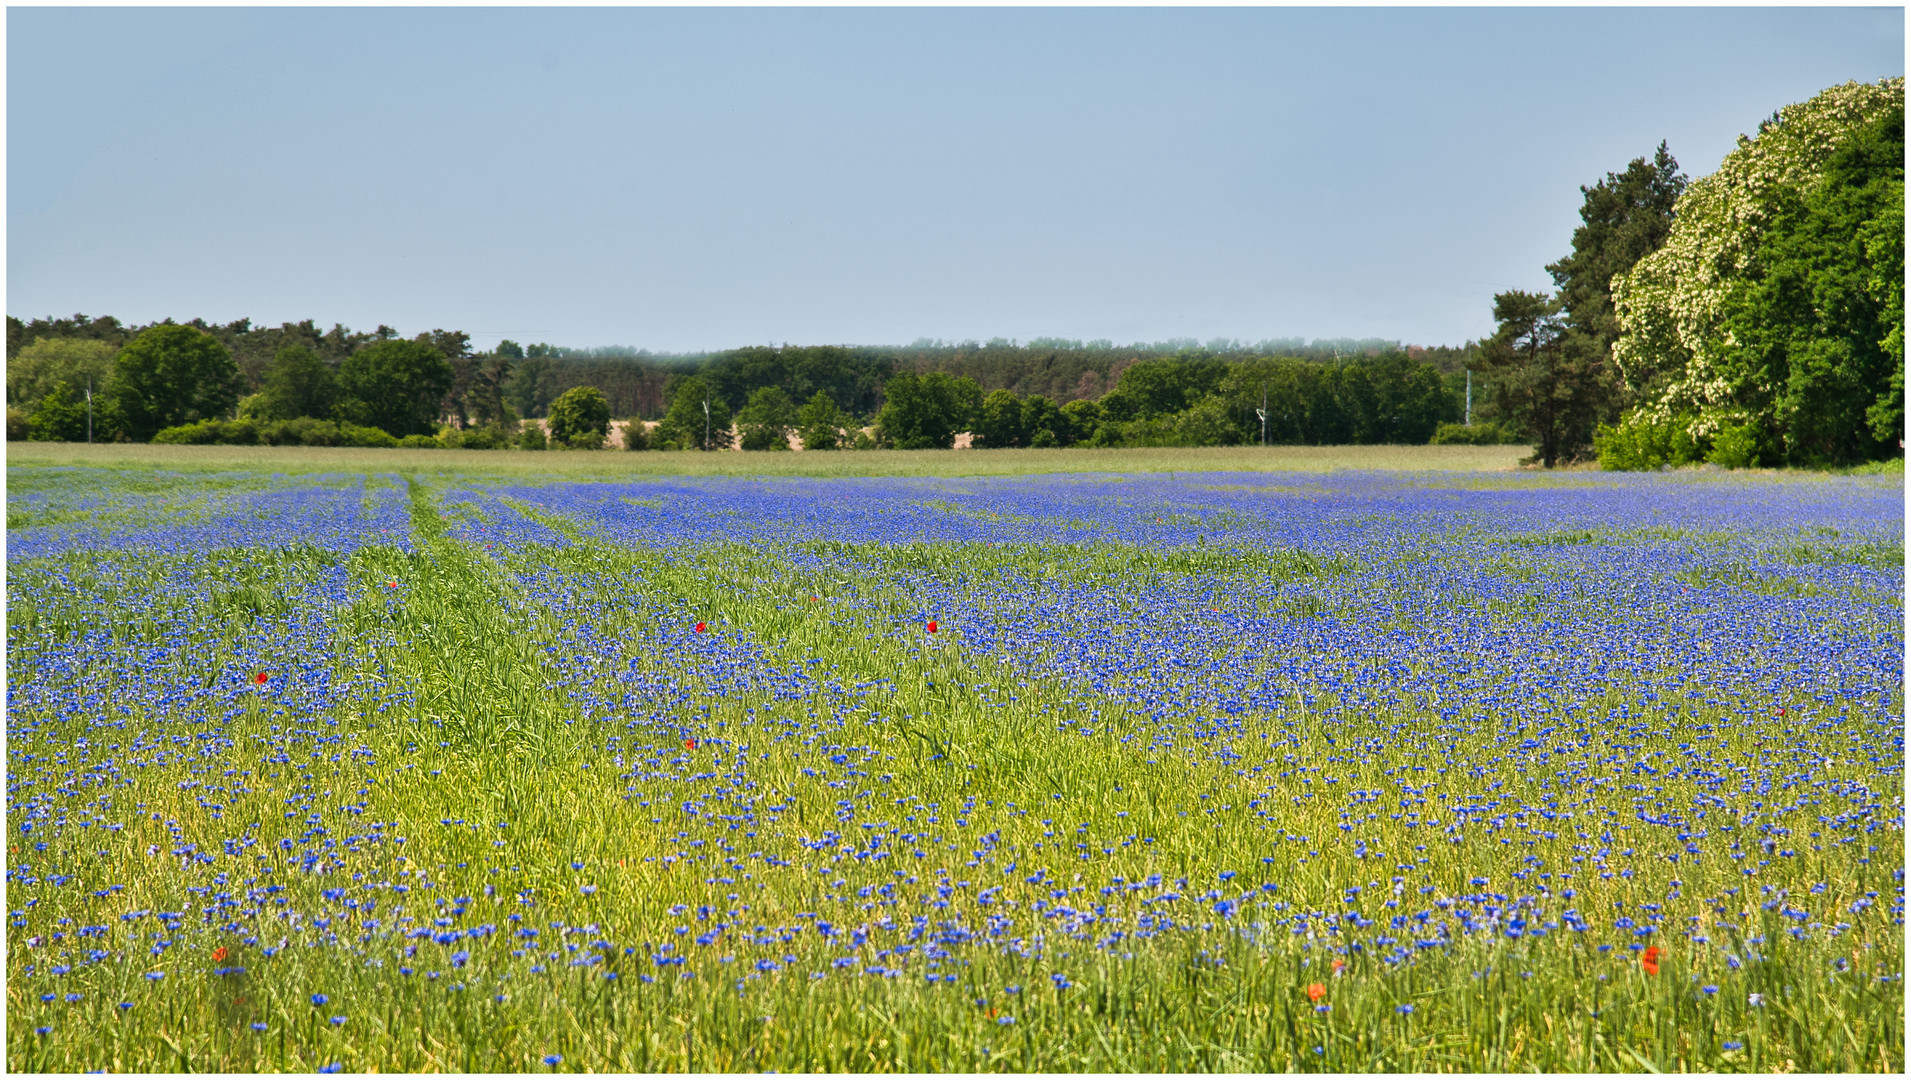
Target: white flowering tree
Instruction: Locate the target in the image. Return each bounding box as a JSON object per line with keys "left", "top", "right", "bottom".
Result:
{"left": 1606, "top": 77, "right": 1905, "bottom": 468}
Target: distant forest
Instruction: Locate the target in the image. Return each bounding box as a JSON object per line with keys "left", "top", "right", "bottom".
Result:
{"left": 6, "top": 315, "right": 1466, "bottom": 421}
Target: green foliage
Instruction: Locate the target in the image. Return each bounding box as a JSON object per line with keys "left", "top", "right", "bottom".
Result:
{"left": 546, "top": 385, "right": 612, "bottom": 449}
{"left": 151, "top": 417, "right": 400, "bottom": 448}
{"left": 7, "top": 336, "right": 118, "bottom": 407}
{"left": 875, "top": 372, "right": 981, "bottom": 450}
{"left": 27, "top": 380, "right": 90, "bottom": 442}
{"left": 1100, "top": 358, "right": 1228, "bottom": 421}
{"left": 621, "top": 420, "right": 651, "bottom": 452}
{"left": 442, "top": 424, "right": 516, "bottom": 451}
{"left": 398, "top": 433, "right": 443, "bottom": 449}
{"left": 654, "top": 376, "right": 731, "bottom": 451}
{"left": 1547, "top": 142, "right": 1687, "bottom": 377}
{"left": 735, "top": 386, "right": 796, "bottom": 451}
{"left": 795, "top": 391, "right": 847, "bottom": 451}
{"left": 106, "top": 324, "right": 241, "bottom": 442}
{"left": 517, "top": 423, "right": 549, "bottom": 451}
{"left": 1711, "top": 98, "right": 1905, "bottom": 466}
{"left": 336, "top": 339, "right": 453, "bottom": 438}
{"left": 702, "top": 345, "right": 892, "bottom": 418}
{"left": 1482, "top": 290, "right": 1611, "bottom": 467}
{"left": 1706, "top": 423, "right": 1762, "bottom": 468}
{"left": 250, "top": 345, "right": 339, "bottom": 421}
{"left": 1593, "top": 415, "right": 1703, "bottom": 471}
{"left": 1058, "top": 398, "right": 1104, "bottom": 446}
{"left": 972, "top": 388, "right": 1024, "bottom": 449}
{"left": 1613, "top": 78, "right": 1905, "bottom": 465}
{"left": 1429, "top": 421, "right": 1522, "bottom": 446}
{"left": 7, "top": 406, "right": 28, "bottom": 441}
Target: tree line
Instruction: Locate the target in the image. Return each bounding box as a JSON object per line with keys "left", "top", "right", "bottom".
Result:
{"left": 4, "top": 313, "right": 1476, "bottom": 452}
{"left": 10, "top": 82, "right": 1895, "bottom": 462}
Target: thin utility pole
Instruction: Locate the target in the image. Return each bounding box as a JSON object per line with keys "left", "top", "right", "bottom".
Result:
{"left": 86, "top": 379, "right": 93, "bottom": 443}
{"left": 702, "top": 396, "right": 711, "bottom": 451}
{"left": 1256, "top": 383, "right": 1268, "bottom": 446}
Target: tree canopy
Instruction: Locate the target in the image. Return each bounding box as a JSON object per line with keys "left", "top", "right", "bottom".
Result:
{"left": 1610, "top": 77, "right": 1905, "bottom": 467}
{"left": 107, "top": 324, "right": 241, "bottom": 442}
{"left": 336, "top": 339, "right": 453, "bottom": 438}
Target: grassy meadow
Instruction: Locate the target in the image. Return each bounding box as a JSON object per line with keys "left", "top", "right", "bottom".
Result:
{"left": 5, "top": 448, "right": 1903, "bottom": 1072}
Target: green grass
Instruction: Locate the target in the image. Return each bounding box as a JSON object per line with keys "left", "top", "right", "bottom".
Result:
{"left": 5, "top": 466, "right": 1902, "bottom": 1073}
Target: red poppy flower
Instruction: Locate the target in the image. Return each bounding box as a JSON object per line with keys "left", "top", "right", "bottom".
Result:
{"left": 926, "top": 620, "right": 938, "bottom": 633}
{"left": 254, "top": 672, "right": 270, "bottom": 685}
{"left": 212, "top": 946, "right": 228, "bottom": 962}
{"left": 1331, "top": 958, "right": 1345, "bottom": 975}
{"left": 385, "top": 581, "right": 398, "bottom": 589}
{"left": 694, "top": 622, "right": 706, "bottom": 633}
{"left": 683, "top": 739, "right": 697, "bottom": 751}
{"left": 1641, "top": 945, "right": 1661, "bottom": 976}
{"left": 1306, "top": 983, "right": 1325, "bottom": 1002}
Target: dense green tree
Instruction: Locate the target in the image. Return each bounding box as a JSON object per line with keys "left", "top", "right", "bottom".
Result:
{"left": 336, "top": 339, "right": 453, "bottom": 438}
{"left": 1058, "top": 398, "right": 1103, "bottom": 446}
{"left": 251, "top": 345, "right": 339, "bottom": 421}
{"left": 654, "top": 375, "right": 731, "bottom": 450}
{"left": 8, "top": 337, "right": 118, "bottom": 407}
{"left": 1098, "top": 358, "right": 1227, "bottom": 421}
{"left": 504, "top": 355, "right": 555, "bottom": 418}
{"left": 1708, "top": 98, "right": 1904, "bottom": 465}
{"left": 1020, "top": 395, "right": 1064, "bottom": 447}
{"left": 735, "top": 386, "right": 796, "bottom": 451}
{"left": 28, "top": 381, "right": 90, "bottom": 442}
{"left": 106, "top": 324, "right": 241, "bottom": 441}
{"left": 467, "top": 355, "right": 517, "bottom": 430}
{"left": 546, "top": 385, "right": 612, "bottom": 449}
{"left": 1481, "top": 290, "right": 1606, "bottom": 467}
{"left": 972, "top": 388, "right": 1025, "bottom": 448}
{"left": 875, "top": 372, "right": 981, "bottom": 450}
{"left": 1547, "top": 144, "right": 1687, "bottom": 370}
{"left": 795, "top": 391, "right": 848, "bottom": 450}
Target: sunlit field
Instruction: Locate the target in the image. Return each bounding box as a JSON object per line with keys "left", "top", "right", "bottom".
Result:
{"left": 6, "top": 457, "right": 1903, "bottom": 1072}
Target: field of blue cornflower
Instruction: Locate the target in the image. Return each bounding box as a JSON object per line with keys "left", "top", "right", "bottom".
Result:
{"left": 6, "top": 461, "right": 1903, "bottom": 1072}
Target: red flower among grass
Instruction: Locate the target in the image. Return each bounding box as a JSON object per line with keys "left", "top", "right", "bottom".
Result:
{"left": 253, "top": 672, "right": 270, "bottom": 685}
{"left": 1306, "top": 983, "right": 1326, "bottom": 1002}
{"left": 683, "top": 739, "right": 697, "bottom": 751}
{"left": 212, "top": 946, "right": 228, "bottom": 962}
{"left": 926, "top": 620, "right": 938, "bottom": 633}
{"left": 694, "top": 622, "right": 707, "bottom": 633}
{"left": 1641, "top": 945, "right": 1661, "bottom": 976}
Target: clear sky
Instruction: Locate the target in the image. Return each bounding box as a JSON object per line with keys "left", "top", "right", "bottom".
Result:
{"left": 8, "top": 6, "right": 1903, "bottom": 353}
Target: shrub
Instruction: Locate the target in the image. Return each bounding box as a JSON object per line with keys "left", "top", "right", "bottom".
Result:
{"left": 622, "top": 421, "right": 651, "bottom": 451}
{"left": 1430, "top": 421, "right": 1523, "bottom": 446}
{"left": 518, "top": 424, "right": 549, "bottom": 451}
{"left": 547, "top": 386, "right": 611, "bottom": 449}
{"left": 398, "top": 433, "right": 442, "bottom": 449}
{"left": 1593, "top": 415, "right": 1703, "bottom": 471}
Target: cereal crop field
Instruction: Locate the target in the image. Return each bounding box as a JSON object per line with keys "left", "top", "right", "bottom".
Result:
{"left": 5, "top": 452, "right": 1904, "bottom": 1072}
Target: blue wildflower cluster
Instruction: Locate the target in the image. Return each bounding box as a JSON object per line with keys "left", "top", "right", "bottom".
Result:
{"left": 6, "top": 465, "right": 1901, "bottom": 1069}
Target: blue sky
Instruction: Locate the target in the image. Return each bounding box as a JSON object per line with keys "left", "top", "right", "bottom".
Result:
{"left": 8, "top": 7, "right": 1903, "bottom": 353}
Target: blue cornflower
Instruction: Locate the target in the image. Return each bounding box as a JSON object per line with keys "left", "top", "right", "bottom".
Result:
{"left": 543, "top": 1055, "right": 563, "bottom": 1066}
{"left": 251, "top": 1023, "right": 268, "bottom": 1032}
{"left": 1723, "top": 1041, "right": 1744, "bottom": 1051}
{"left": 1397, "top": 1003, "right": 1415, "bottom": 1015}
{"left": 310, "top": 994, "right": 328, "bottom": 1006}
